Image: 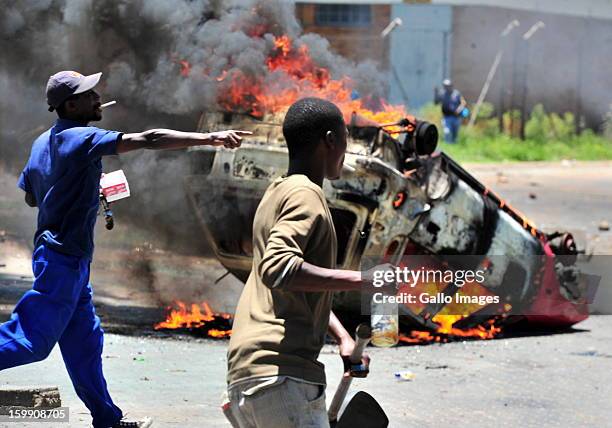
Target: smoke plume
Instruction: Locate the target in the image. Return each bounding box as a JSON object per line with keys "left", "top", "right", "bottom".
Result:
{"left": 0, "top": 0, "right": 387, "bottom": 253}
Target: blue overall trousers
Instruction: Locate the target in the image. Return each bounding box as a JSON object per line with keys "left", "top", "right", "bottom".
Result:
{"left": 0, "top": 244, "right": 123, "bottom": 427}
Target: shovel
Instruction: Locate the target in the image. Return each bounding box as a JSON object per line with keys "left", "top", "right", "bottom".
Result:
{"left": 328, "top": 323, "right": 389, "bottom": 428}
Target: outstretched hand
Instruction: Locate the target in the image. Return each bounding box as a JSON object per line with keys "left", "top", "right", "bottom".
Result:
{"left": 208, "top": 130, "right": 252, "bottom": 149}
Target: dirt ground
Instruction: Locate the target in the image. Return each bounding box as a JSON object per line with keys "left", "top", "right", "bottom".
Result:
{"left": 1, "top": 160, "right": 611, "bottom": 427}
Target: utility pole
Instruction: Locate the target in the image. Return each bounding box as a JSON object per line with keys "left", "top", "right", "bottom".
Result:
{"left": 498, "top": 23, "right": 520, "bottom": 133}
{"left": 468, "top": 20, "right": 520, "bottom": 129}
{"left": 575, "top": 15, "right": 590, "bottom": 135}
{"left": 381, "top": 18, "right": 409, "bottom": 107}
{"left": 510, "top": 31, "right": 521, "bottom": 137}
{"left": 519, "top": 21, "right": 545, "bottom": 140}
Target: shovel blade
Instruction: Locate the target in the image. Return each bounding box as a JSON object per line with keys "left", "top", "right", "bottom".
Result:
{"left": 335, "top": 391, "right": 388, "bottom": 428}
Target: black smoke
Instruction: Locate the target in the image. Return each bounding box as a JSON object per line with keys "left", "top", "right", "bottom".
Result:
{"left": 0, "top": 0, "right": 387, "bottom": 253}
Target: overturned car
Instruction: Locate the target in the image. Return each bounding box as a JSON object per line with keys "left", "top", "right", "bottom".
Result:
{"left": 183, "top": 111, "right": 589, "bottom": 335}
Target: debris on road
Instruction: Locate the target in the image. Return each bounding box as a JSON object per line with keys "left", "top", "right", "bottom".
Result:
{"left": 496, "top": 172, "right": 509, "bottom": 183}
{"left": 394, "top": 370, "right": 416, "bottom": 381}
{"left": 425, "top": 365, "right": 449, "bottom": 370}
{"left": 571, "top": 348, "right": 612, "bottom": 358}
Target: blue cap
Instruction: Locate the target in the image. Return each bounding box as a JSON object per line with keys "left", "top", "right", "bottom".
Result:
{"left": 46, "top": 70, "right": 102, "bottom": 112}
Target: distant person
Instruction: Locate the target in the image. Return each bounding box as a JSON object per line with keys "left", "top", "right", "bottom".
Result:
{"left": 435, "top": 79, "right": 467, "bottom": 144}
{"left": 0, "top": 70, "right": 250, "bottom": 428}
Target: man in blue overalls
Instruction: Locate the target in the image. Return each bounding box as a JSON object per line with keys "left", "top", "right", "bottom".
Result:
{"left": 0, "top": 70, "right": 250, "bottom": 428}
{"left": 435, "top": 79, "right": 467, "bottom": 144}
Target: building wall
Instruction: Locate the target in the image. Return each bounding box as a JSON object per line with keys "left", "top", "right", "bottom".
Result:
{"left": 296, "top": 3, "right": 392, "bottom": 66}
{"left": 432, "top": 0, "right": 612, "bottom": 20}
{"left": 389, "top": 4, "right": 453, "bottom": 109}
{"left": 450, "top": 5, "right": 612, "bottom": 128}
{"left": 294, "top": 2, "right": 612, "bottom": 128}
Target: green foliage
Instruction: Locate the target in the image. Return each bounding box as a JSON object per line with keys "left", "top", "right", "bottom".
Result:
{"left": 524, "top": 104, "right": 576, "bottom": 142}
{"left": 416, "top": 103, "right": 612, "bottom": 162}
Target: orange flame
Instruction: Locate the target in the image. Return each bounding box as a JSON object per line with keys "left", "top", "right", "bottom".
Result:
{"left": 154, "top": 301, "right": 232, "bottom": 338}
{"left": 271, "top": 34, "right": 292, "bottom": 57}
{"left": 208, "top": 329, "right": 232, "bottom": 338}
{"left": 215, "top": 35, "right": 407, "bottom": 125}
{"left": 399, "top": 314, "right": 502, "bottom": 344}
{"left": 155, "top": 303, "right": 500, "bottom": 343}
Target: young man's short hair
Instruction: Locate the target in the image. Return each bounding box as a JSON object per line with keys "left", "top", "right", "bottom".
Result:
{"left": 282, "top": 97, "right": 345, "bottom": 158}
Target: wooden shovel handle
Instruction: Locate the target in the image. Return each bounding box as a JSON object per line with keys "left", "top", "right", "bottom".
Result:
{"left": 328, "top": 323, "right": 372, "bottom": 422}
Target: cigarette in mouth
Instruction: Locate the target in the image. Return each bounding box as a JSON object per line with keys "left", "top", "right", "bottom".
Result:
{"left": 342, "top": 163, "right": 356, "bottom": 173}
{"left": 100, "top": 101, "right": 117, "bottom": 109}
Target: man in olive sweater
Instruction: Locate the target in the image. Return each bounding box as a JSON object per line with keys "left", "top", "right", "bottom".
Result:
{"left": 225, "top": 98, "right": 372, "bottom": 428}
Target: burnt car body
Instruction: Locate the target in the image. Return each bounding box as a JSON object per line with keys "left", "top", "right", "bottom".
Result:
{"left": 184, "top": 111, "right": 588, "bottom": 331}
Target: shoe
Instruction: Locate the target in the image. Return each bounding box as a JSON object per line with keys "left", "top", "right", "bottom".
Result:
{"left": 112, "top": 416, "right": 153, "bottom": 428}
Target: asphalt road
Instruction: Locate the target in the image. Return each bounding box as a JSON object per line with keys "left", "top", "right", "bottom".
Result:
{"left": 1, "top": 315, "right": 611, "bottom": 428}
{"left": 464, "top": 160, "right": 612, "bottom": 255}
{"left": 1, "top": 161, "right": 611, "bottom": 427}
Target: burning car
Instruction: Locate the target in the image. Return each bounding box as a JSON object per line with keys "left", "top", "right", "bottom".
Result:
{"left": 181, "top": 109, "right": 589, "bottom": 340}
{"left": 151, "top": 33, "right": 589, "bottom": 340}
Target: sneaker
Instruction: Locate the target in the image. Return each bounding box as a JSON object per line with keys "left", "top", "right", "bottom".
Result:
{"left": 112, "top": 416, "right": 153, "bottom": 428}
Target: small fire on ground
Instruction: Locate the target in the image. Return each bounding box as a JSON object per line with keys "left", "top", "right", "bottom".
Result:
{"left": 155, "top": 304, "right": 501, "bottom": 343}
{"left": 154, "top": 301, "right": 232, "bottom": 339}
{"left": 399, "top": 315, "right": 502, "bottom": 344}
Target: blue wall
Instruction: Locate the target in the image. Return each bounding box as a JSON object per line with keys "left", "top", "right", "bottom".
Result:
{"left": 389, "top": 4, "right": 453, "bottom": 111}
